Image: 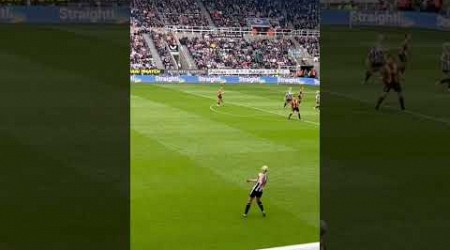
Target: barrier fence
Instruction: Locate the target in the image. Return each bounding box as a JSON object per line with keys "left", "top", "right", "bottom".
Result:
{"left": 130, "top": 75, "right": 320, "bottom": 86}
{"left": 321, "top": 9, "right": 450, "bottom": 30}
{"left": 0, "top": 6, "right": 128, "bottom": 23}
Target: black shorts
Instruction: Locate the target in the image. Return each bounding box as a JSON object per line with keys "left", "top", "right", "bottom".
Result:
{"left": 286, "top": 98, "right": 292, "bottom": 102}
{"left": 292, "top": 107, "right": 300, "bottom": 112}
{"left": 371, "top": 62, "right": 384, "bottom": 71}
{"left": 383, "top": 82, "right": 402, "bottom": 93}
{"left": 250, "top": 190, "right": 263, "bottom": 198}
{"left": 218, "top": 95, "right": 222, "bottom": 99}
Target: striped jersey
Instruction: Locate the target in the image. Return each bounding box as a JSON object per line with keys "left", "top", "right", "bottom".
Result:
{"left": 251, "top": 173, "right": 268, "bottom": 192}
{"left": 369, "top": 46, "right": 385, "bottom": 64}
{"left": 285, "top": 91, "right": 293, "bottom": 99}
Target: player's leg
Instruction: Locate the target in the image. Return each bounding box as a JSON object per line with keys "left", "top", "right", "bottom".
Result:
{"left": 397, "top": 91, "right": 405, "bottom": 110}
{"left": 297, "top": 109, "right": 301, "bottom": 119}
{"left": 438, "top": 77, "right": 450, "bottom": 91}
{"left": 243, "top": 195, "right": 255, "bottom": 217}
{"left": 363, "top": 68, "right": 373, "bottom": 84}
{"left": 375, "top": 87, "right": 389, "bottom": 110}
{"left": 288, "top": 110, "right": 293, "bottom": 119}
{"left": 363, "top": 65, "right": 376, "bottom": 84}
{"left": 395, "top": 85, "right": 405, "bottom": 110}
{"left": 255, "top": 195, "right": 266, "bottom": 217}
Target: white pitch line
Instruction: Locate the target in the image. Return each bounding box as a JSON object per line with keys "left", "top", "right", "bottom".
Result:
{"left": 209, "top": 104, "right": 297, "bottom": 122}
{"left": 171, "top": 87, "right": 320, "bottom": 126}
{"left": 256, "top": 242, "right": 319, "bottom": 250}
{"left": 328, "top": 91, "right": 450, "bottom": 127}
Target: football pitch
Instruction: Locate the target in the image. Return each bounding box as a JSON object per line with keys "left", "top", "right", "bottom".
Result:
{"left": 322, "top": 27, "right": 450, "bottom": 249}
{"left": 131, "top": 83, "right": 320, "bottom": 250}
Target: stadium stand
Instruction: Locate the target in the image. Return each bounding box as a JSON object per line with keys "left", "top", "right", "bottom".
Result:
{"left": 151, "top": 30, "right": 178, "bottom": 69}
{"left": 203, "top": 0, "right": 319, "bottom": 29}
{"left": 184, "top": 35, "right": 298, "bottom": 70}
{"left": 154, "top": 0, "right": 211, "bottom": 26}
{"left": 130, "top": 0, "right": 320, "bottom": 77}
{"left": 130, "top": 28, "right": 156, "bottom": 70}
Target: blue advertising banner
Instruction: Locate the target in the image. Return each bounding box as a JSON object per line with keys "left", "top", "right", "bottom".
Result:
{"left": 0, "top": 6, "right": 129, "bottom": 23}
{"left": 130, "top": 75, "right": 320, "bottom": 86}
{"left": 321, "top": 10, "right": 450, "bottom": 31}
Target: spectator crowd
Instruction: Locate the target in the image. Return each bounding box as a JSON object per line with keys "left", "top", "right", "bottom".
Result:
{"left": 129, "top": 0, "right": 320, "bottom": 77}
{"left": 184, "top": 35, "right": 298, "bottom": 70}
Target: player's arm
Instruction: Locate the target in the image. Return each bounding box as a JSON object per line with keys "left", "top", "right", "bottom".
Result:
{"left": 385, "top": 65, "right": 392, "bottom": 82}
{"left": 247, "top": 174, "right": 259, "bottom": 183}
{"left": 365, "top": 53, "right": 371, "bottom": 67}
{"left": 396, "top": 64, "right": 404, "bottom": 81}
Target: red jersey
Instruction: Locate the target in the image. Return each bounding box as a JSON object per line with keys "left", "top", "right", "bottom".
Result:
{"left": 291, "top": 99, "right": 299, "bottom": 108}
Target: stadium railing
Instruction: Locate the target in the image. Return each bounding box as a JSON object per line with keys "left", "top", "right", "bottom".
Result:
{"left": 164, "top": 25, "right": 320, "bottom": 37}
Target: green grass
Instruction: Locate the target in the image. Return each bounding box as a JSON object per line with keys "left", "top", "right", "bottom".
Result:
{"left": 131, "top": 83, "right": 320, "bottom": 250}
{"left": 0, "top": 25, "right": 129, "bottom": 249}
{"left": 321, "top": 26, "right": 450, "bottom": 249}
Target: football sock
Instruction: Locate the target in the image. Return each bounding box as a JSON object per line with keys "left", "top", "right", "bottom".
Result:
{"left": 364, "top": 71, "right": 371, "bottom": 83}
{"left": 288, "top": 113, "right": 292, "bottom": 119}
{"left": 375, "top": 96, "right": 385, "bottom": 110}
{"left": 439, "top": 78, "right": 450, "bottom": 84}
{"left": 298, "top": 113, "right": 301, "bottom": 119}
{"left": 399, "top": 97, "right": 405, "bottom": 110}
{"left": 244, "top": 203, "right": 251, "bottom": 215}
{"left": 257, "top": 201, "right": 264, "bottom": 212}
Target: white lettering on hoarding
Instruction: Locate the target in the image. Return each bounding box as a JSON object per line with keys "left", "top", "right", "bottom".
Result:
{"left": 59, "top": 8, "right": 116, "bottom": 22}
{"left": 208, "top": 69, "right": 290, "bottom": 75}
{"left": 437, "top": 15, "right": 450, "bottom": 30}
{"left": 238, "top": 77, "right": 263, "bottom": 83}
{"left": 351, "top": 12, "right": 414, "bottom": 27}
{"left": 155, "top": 76, "right": 183, "bottom": 82}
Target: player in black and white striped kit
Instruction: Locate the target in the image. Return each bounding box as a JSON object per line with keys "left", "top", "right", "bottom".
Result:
{"left": 363, "top": 34, "right": 386, "bottom": 85}
{"left": 243, "top": 165, "right": 268, "bottom": 217}
{"left": 284, "top": 87, "right": 293, "bottom": 108}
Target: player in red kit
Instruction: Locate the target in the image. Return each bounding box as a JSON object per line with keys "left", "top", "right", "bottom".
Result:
{"left": 288, "top": 97, "right": 301, "bottom": 120}
{"left": 217, "top": 87, "right": 224, "bottom": 106}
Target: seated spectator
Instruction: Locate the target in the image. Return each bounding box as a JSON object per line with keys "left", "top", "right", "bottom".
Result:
{"left": 130, "top": 27, "right": 156, "bottom": 70}
{"left": 155, "top": 0, "right": 211, "bottom": 26}
{"left": 184, "top": 34, "right": 298, "bottom": 70}
{"left": 151, "top": 30, "right": 178, "bottom": 69}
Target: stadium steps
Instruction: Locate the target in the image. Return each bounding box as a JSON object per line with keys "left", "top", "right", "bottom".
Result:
{"left": 197, "top": 0, "right": 216, "bottom": 27}
{"left": 144, "top": 33, "right": 165, "bottom": 69}
{"left": 179, "top": 44, "right": 198, "bottom": 70}
{"left": 290, "top": 37, "right": 314, "bottom": 66}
